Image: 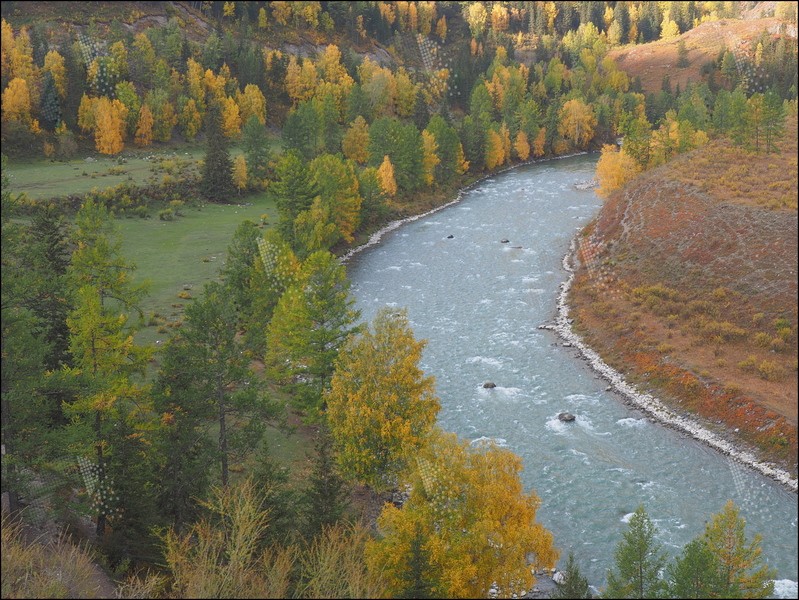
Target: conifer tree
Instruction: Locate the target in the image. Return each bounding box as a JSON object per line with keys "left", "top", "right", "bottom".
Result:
{"left": 201, "top": 102, "right": 234, "bottom": 202}
{"left": 301, "top": 425, "right": 348, "bottom": 540}
{"left": 265, "top": 251, "right": 360, "bottom": 414}
{"left": 552, "top": 553, "right": 592, "bottom": 599}
{"left": 604, "top": 506, "right": 667, "bottom": 599}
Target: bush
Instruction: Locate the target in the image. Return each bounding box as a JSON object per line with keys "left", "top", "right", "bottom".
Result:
{"left": 757, "top": 360, "right": 785, "bottom": 381}
{"left": 177, "top": 290, "right": 191, "bottom": 299}
{"left": 753, "top": 332, "right": 772, "bottom": 348}
{"left": 158, "top": 208, "right": 175, "bottom": 221}
{"left": 738, "top": 355, "right": 758, "bottom": 372}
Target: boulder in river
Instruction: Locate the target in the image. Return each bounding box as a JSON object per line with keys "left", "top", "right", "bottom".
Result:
{"left": 500, "top": 239, "right": 510, "bottom": 243}
{"left": 558, "top": 412, "right": 576, "bottom": 422}
{"left": 483, "top": 381, "right": 497, "bottom": 389}
{"left": 446, "top": 234, "right": 454, "bottom": 239}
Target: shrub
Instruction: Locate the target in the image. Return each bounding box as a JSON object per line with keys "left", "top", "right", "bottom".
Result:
{"left": 753, "top": 332, "right": 772, "bottom": 348}
{"left": 738, "top": 355, "right": 758, "bottom": 372}
{"left": 158, "top": 208, "right": 175, "bottom": 221}
{"left": 757, "top": 360, "right": 785, "bottom": 381}
{"left": 177, "top": 291, "right": 192, "bottom": 299}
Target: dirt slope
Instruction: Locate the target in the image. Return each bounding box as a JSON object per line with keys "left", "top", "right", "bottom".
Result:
{"left": 569, "top": 116, "right": 798, "bottom": 474}
{"left": 608, "top": 16, "right": 795, "bottom": 94}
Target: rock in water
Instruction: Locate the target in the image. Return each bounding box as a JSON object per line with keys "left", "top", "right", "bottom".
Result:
{"left": 483, "top": 381, "right": 497, "bottom": 389}
{"left": 558, "top": 412, "right": 576, "bottom": 422}
{"left": 500, "top": 239, "right": 510, "bottom": 243}
{"left": 446, "top": 234, "right": 454, "bottom": 239}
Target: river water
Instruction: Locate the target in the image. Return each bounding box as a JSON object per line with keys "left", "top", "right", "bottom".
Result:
{"left": 345, "top": 154, "right": 798, "bottom": 595}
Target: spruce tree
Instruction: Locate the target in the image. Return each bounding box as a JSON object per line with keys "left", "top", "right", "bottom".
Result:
{"left": 201, "top": 101, "right": 234, "bottom": 202}
{"left": 604, "top": 506, "right": 667, "bottom": 599}
{"left": 552, "top": 552, "right": 592, "bottom": 599}
{"left": 301, "top": 425, "right": 348, "bottom": 540}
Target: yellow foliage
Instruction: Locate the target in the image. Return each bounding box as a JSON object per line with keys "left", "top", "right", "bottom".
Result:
{"left": 377, "top": 155, "right": 397, "bottom": 197}
{"left": 186, "top": 58, "right": 205, "bottom": 105}
{"left": 134, "top": 104, "right": 154, "bottom": 147}
{"left": 327, "top": 307, "right": 440, "bottom": 491}
{"left": 342, "top": 116, "right": 370, "bottom": 164}
{"left": 43, "top": 50, "right": 67, "bottom": 98}
{"left": 485, "top": 129, "right": 504, "bottom": 169}
{"left": 94, "top": 97, "right": 127, "bottom": 155}
{"left": 366, "top": 429, "right": 558, "bottom": 598}
{"left": 233, "top": 155, "right": 248, "bottom": 192}
{"left": 455, "top": 142, "right": 469, "bottom": 174}
{"left": 221, "top": 96, "right": 241, "bottom": 138}
{"left": 1, "top": 77, "right": 32, "bottom": 125}
{"left": 421, "top": 130, "right": 440, "bottom": 186}
{"left": 77, "top": 93, "right": 96, "bottom": 133}
{"left": 514, "top": 130, "right": 531, "bottom": 161}
{"left": 237, "top": 83, "right": 267, "bottom": 125}
{"left": 180, "top": 98, "right": 202, "bottom": 140}
{"left": 595, "top": 144, "right": 641, "bottom": 198}
{"left": 436, "top": 15, "right": 448, "bottom": 41}
{"left": 532, "top": 127, "right": 547, "bottom": 157}
{"left": 558, "top": 98, "right": 596, "bottom": 149}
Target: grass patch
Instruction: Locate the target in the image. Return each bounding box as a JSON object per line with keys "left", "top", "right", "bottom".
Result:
{"left": 118, "top": 192, "right": 276, "bottom": 347}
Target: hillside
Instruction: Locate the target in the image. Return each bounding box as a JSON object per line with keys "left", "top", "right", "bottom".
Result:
{"left": 569, "top": 115, "right": 798, "bottom": 474}
{"left": 608, "top": 16, "right": 795, "bottom": 94}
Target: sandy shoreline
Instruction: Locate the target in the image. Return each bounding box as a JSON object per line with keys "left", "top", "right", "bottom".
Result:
{"left": 541, "top": 238, "right": 798, "bottom": 494}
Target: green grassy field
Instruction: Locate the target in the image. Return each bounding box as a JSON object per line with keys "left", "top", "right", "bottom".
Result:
{"left": 118, "top": 193, "right": 276, "bottom": 346}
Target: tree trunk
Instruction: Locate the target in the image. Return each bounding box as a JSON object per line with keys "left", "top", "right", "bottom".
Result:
{"left": 218, "top": 380, "right": 228, "bottom": 488}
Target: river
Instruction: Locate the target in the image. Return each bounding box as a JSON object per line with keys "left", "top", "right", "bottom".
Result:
{"left": 344, "top": 154, "right": 798, "bottom": 596}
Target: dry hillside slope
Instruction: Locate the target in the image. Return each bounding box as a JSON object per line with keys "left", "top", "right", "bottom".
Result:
{"left": 608, "top": 16, "right": 795, "bottom": 94}
{"left": 570, "top": 115, "right": 798, "bottom": 474}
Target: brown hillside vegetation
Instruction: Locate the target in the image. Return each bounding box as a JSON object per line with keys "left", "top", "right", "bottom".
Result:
{"left": 570, "top": 115, "right": 798, "bottom": 475}
{"left": 608, "top": 16, "right": 794, "bottom": 94}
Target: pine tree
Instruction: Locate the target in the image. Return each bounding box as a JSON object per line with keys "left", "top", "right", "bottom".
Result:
{"left": 604, "top": 506, "right": 667, "bottom": 599}
{"left": 552, "top": 553, "right": 592, "bottom": 598}
{"left": 241, "top": 115, "right": 272, "bottom": 185}
{"left": 398, "top": 525, "right": 438, "bottom": 599}
{"left": 271, "top": 150, "right": 318, "bottom": 242}
{"left": 667, "top": 538, "right": 723, "bottom": 599}
{"left": 703, "top": 500, "right": 775, "bottom": 599}
{"left": 201, "top": 102, "right": 234, "bottom": 202}
{"left": 300, "top": 425, "right": 348, "bottom": 540}
{"left": 265, "top": 251, "right": 360, "bottom": 414}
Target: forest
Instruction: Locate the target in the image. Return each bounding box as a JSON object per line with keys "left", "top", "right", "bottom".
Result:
{"left": 2, "top": 1, "right": 797, "bottom": 598}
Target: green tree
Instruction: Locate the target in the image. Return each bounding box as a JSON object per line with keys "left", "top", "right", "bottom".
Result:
{"left": 265, "top": 251, "right": 360, "bottom": 415}
{"left": 201, "top": 102, "right": 234, "bottom": 202}
{"left": 270, "top": 150, "right": 318, "bottom": 244}
{"left": 552, "top": 552, "right": 592, "bottom": 598}
{"left": 168, "top": 281, "right": 272, "bottom": 488}
{"left": 604, "top": 506, "right": 668, "bottom": 599}
{"left": 308, "top": 153, "right": 362, "bottom": 245}
{"left": 241, "top": 115, "right": 272, "bottom": 186}
{"left": 244, "top": 230, "right": 300, "bottom": 354}
{"left": 762, "top": 89, "right": 786, "bottom": 153}
{"left": 220, "top": 220, "right": 261, "bottom": 328}
{"left": 702, "top": 500, "right": 775, "bottom": 599}
{"left": 64, "top": 198, "right": 151, "bottom": 538}
{"left": 666, "top": 538, "right": 723, "bottom": 599}
{"left": 300, "top": 425, "right": 349, "bottom": 540}
{"left": 397, "top": 524, "right": 438, "bottom": 599}
{"left": 368, "top": 116, "right": 424, "bottom": 194}
{"left": 327, "top": 307, "right": 440, "bottom": 491}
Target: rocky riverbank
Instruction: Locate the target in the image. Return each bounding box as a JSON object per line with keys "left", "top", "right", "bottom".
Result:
{"left": 540, "top": 239, "right": 798, "bottom": 493}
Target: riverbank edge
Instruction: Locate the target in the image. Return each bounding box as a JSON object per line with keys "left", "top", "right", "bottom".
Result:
{"left": 541, "top": 237, "right": 798, "bottom": 494}
{"left": 339, "top": 152, "right": 590, "bottom": 265}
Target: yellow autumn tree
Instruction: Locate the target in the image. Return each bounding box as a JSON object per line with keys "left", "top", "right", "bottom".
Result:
{"left": 421, "top": 130, "right": 440, "bottom": 186}
{"left": 43, "top": 50, "right": 66, "bottom": 98}
{"left": 77, "top": 94, "right": 96, "bottom": 133}
{"left": 558, "top": 98, "right": 596, "bottom": 149}
{"left": 455, "top": 142, "right": 469, "bottom": 174}
{"left": 223, "top": 1, "right": 235, "bottom": 18}
{"left": 134, "top": 104, "right": 154, "bottom": 147}
{"left": 366, "top": 429, "right": 558, "bottom": 598}
{"left": 342, "top": 116, "right": 370, "bottom": 164}
{"left": 233, "top": 154, "right": 248, "bottom": 194}
{"left": 271, "top": 1, "right": 292, "bottom": 26}
{"left": 485, "top": 129, "right": 505, "bottom": 169}
{"left": 328, "top": 307, "right": 440, "bottom": 492}
{"left": 436, "top": 15, "right": 447, "bottom": 41}
{"left": 499, "top": 122, "right": 512, "bottom": 162}
{"left": 236, "top": 83, "right": 266, "bottom": 126}
{"left": 186, "top": 58, "right": 205, "bottom": 106}
{"left": 1, "top": 77, "right": 32, "bottom": 126}
{"left": 285, "top": 55, "right": 317, "bottom": 104}
{"left": 532, "top": 127, "right": 547, "bottom": 157}
{"left": 94, "top": 97, "right": 127, "bottom": 155}
{"left": 377, "top": 155, "right": 397, "bottom": 197}
{"left": 514, "top": 130, "right": 531, "bottom": 161}
{"left": 595, "top": 144, "right": 641, "bottom": 198}
{"left": 394, "top": 68, "right": 417, "bottom": 118}
{"left": 221, "top": 95, "right": 242, "bottom": 138}
{"left": 1, "top": 19, "right": 14, "bottom": 83}
{"left": 180, "top": 98, "right": 202, "bottom": 140}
